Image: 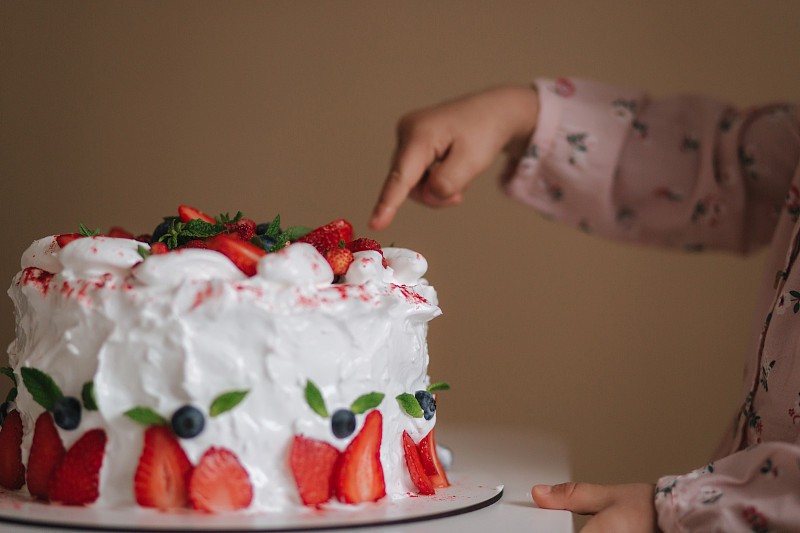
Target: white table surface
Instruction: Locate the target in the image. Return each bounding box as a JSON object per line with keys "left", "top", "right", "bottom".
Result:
{"left": 0, "top": 423, "right": 573, "bottom": 533}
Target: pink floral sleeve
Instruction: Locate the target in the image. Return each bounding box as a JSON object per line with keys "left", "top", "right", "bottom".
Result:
{"left": 502, "top": 78, "right": 800, "bottom": 532}
{"left": 502, "top": 78, "right": 799, "bottom": 253}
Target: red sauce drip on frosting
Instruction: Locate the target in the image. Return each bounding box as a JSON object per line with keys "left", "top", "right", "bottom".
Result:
{"left": 19, "top": 267, "right": 55, "bottom": 297}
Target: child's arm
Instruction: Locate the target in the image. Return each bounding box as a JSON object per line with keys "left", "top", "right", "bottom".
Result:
{"left": 368, "top": 85, "right": 539, "bottom": 230}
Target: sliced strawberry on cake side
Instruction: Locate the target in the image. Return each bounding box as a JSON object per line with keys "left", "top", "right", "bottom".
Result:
{"left": 0, "top": 409, "right": 26, "bottom": 490}
{"left": 333, "top": 409, "right": 385, "bottom": 504}
{"left": 48, "top": 428, "right": 107, "bottom": 506}
{"left": 134, "top": 425, "right": 193, "bottom": 511}
{"left": 417, "top": 428, "right": 449, "bottom": 488}
{"left": 178, "top": 205, "right": 216, "bottom": 224}
{"left": 205, "top": 234, "right": 266, "bottom": 277}
{"left": 26, "top": 412, "right": 66, "bottom": 499}
{"left": 188, "top": 447, "right": 253, "bottom": 512}
{"left": 401, "top": 431, "right": 434, "bottom": 495}
{"left": 289, "top": 435, "right": 341, "bottom": 506}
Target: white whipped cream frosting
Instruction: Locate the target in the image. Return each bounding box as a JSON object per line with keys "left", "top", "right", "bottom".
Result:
{"left": 8, "top": 236, "right": 440, "bottom": 512}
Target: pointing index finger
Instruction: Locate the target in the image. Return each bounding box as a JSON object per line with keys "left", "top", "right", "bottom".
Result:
{"left": 369, "top": 142, "right": 436, "bottom": 230}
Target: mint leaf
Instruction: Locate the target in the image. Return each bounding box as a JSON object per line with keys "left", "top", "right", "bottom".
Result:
{"left": 250, "top": 235, "right": 268, "bottom": 252}
{"left": 20, "top": 368, "right": 63, "bottom": 411}
{"left": 210, "top": 390, "right": 249, "bottom": 417}
{"left": 78, "top": 223, "right": 101, "bottom": 237}
{"left": 305, "top": 380, "right": 328, "bottom": 418}
{"left": 5, "top": 387, "right": 17, "bottom": 404}
{"left": 282, "top": 225, "right": 311, "bottom": 241}
{"left": 82, "top": 381, "right": 99, "bottom": 411}
{"left": 350, "top": 392, "right": 384, "bottom": 414}
{"left": 137, "top": 245, "right": 150, "bottom": 260}
{"left": 124, "top": 407, "right": 168, "bottom": 426}
{"left": 180, "top": 219, "right": 227, "bottom": 239}
{"left": 216, "top": 211, "right": 243, "bottom": 224}
{"left": 265, "top": 215, "right": 281, "bottom": 238}
{"left": 269, "top": 232, "right": 291, "bottom": 252}
{"left": 427, "top": 382, "right": 450, "bottom": 393}
{"left": 396, "top": 393, "right": 423, "bottom": 418}
{"left": 0, "top": 367, "right": 17, "bottom": 387}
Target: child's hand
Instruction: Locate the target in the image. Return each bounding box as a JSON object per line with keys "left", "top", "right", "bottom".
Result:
{"left": 369, "top": 85, "right": 539, "bottom": 230}
{"left": 532, "top": 482, "right": 660, "bottom": 533}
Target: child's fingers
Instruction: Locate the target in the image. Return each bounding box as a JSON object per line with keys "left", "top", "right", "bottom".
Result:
{"left": 421, "top": 142, "right": 483, "bottom": 201}
{"left": 370, "top": 136, "right": 440, "bottom": 230}
{"left": 532, "top": 482, "right": 613, "bottom": 515}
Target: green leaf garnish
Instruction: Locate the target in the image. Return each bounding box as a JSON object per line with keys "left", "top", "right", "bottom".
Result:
{"left": 82, "top": 381, "right": 99, "bottom": 411}
{"left": 282, "top": 225, "right": 312, "bottom": 241}
{"left": 159, "top": 219, "right": 227, "bottom": 249}
{"left": 0, "top": 367, "right": 17, "bottom": 387}
{"left": 5, "top": 387, "right": 17, "bottom": 404}
{"left": 251, "top": 235, "right": 268, "bottom": 251}
{"left": 210, "top": 390, "right": 249, "bottom": 417}
{"left": 264, "top": 215, "right": 282, "bottom": 238}
{"left": 20, "top": 368, "right": 63, "bottom": 411}
{"left": 124, "top": 407, "right": 168, "bottom": 426}
{"left": 427, "top": 382, "right": 450, "bottom": 393}
{"left": 269, "top": 232, "right": 291, "bottom": 252}
{"left": 216, "top": 211, "right": 244, "bottom": 224}
{"left": 350, "top": 392, "right": 384, "bottom": 414}
{"left": 305, "top": 380, "right": 328, "bottom": 418}
{"left": 78, "top": 223, "right": 101, "bottom": 237}
{"left": 137, "top": 245, "right": 150, "bottom": 260}
{"left": 396, "top": 393, "right": 423, "bottom": 418}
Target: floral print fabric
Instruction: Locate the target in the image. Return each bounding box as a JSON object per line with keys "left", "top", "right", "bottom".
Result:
{"left": 502, "top": 78, "right": 800, "bottom": 532}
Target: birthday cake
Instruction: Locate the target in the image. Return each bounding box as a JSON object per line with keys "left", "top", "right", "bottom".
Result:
{"left": 1, "top": 205, "right": 449, "bottom": 513}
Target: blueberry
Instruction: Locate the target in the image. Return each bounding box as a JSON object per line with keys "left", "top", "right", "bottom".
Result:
{"left": 0, "top": 402, "right": 9, "bottom": 426}
{"left": 256, "top": 222, "right": 282, "bottom": 236}
{"left": 415, "top": 390, "right": 436, "bottom": 421}
{"left": 150, "top": 219, "right": 174, "bottom": 244}
{"left": 53, "top": 396, "right": 82, "bottom": 430}
{"left": 259, "top": 234, "right": 277, "bottom": 250}
{"left": 171, "top": 405, "right": 205, "bottom": 439}
{"left": 331, "top": 409, "right": 356, "bottom": 439}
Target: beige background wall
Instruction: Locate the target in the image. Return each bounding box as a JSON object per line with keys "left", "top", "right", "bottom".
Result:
{"left": 2, "top": 0, "right": 798, "bottom": 496}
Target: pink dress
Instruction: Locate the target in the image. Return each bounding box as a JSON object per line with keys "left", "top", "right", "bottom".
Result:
{"left": 502, "top": 78, "right": 800, "bottom": 532}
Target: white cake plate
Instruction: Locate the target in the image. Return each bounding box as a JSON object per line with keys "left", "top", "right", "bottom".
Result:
{"left": 0, "top": 474, "right": 502, "bottom": 532}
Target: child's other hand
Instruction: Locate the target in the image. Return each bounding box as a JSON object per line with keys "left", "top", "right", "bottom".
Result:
{"left": 369, "top": 85, "right": 539, "bottom": 230}
{"left": 532, "top": 482, "right": 660, "bottom": 533}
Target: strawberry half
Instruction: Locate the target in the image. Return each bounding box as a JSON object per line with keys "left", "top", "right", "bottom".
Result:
{"left": 346, "top": 238, "right": 388, "bottom": 268}
{"left": 107, "top": 227, "right": 135, "bottom": 239}
{"left": 205, "top": 234, "right": 266, "bottom": 276}
{"left": 402, "top": 431, "right": 434, "bottom": 495}
{"left": 55, "top": 234, "right": 83, "bottom": 248}
{"left": 134, "top": 425, "right": 193, "bottom": 511}
{"left": 289, "top": 435, "right": 341, "bottom": 506}
{"left": 325, "top": 247, "right": 354, "bottom": 276}
{"left": 417, "top": 429, "right": 449, "bottom": 488}
{"left": 0, "top": 410, "right": 25, "bottom": 490}
{"left": 298, "top": 219, "right": 354, "bottom": 254}
{"left": 178, "top": 205, "right": 216, "bottom": 224}
{"left": 26, "top": 412, "right": 66, "bottom": 500}
{"left": 334, "top": 410, "right": 385, "bottom": 504}
{"left": 49, "top": 428, "right": 107, "bottom": 506}
{"left": 188, "top": 447, "right": 253, "bottom": 513}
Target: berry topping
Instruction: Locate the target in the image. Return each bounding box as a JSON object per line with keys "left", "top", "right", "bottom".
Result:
{"left": 402, "top": 431, "right": 434, "bottom": 495}
{"left": 53, "top": 396, "right": 82, "bottom": 430}
{"left": 55, "top": 234, "right": 83, "bottom": 248}
{"left": 149, "top": 242, "right": 169, "bottom": 255}
{"left": 171, "top": 405, "right": 205, "bottom": 439}
{"left": 289, "top": 435, "right": 341, "bottom": 506}
{"left": 48, "top": 428, "right": 107, "bottom": 506}
{"left": 297, "top": 219, "right": 353, "bottom": 254}
{"left": 325, "top": 247, "right": 354, "bottom": 276}
{"left": 188, "top": 447, "right": 253, "bottom": 512}
{"left": 205, "top": 234, "right": 266, "bottom": 277}
{"left": 417, "top": 429, "right": 449, "bottom": 488}
{"left": 107, "top": 227, "right": 135, "bottom": 239}
{"left": 334, "top": 410, "right": 385, "bottom": 504}
{"left": 0, "top": 410, "right": 25, "bottom": 490}
{"left": 178, "top": 205, "right": 216, "bottom": 224}
{"left": 346, "top": 238, "right": 388, "bottom": 267}
{"left": 331, "top": 409, "right": 356, "bottom": 439}
{"left": 235, "top": 218, "right": 256, "bottom": 241}
{"left": 134, "top": 425, "right": 193, "bottom": 510}
{"left": 150, "top": 220, "right": 174, "bottom": 244}
{"left": 26, "top": 412, "right": 66, "bottom": 500}
{"left": 180, "top": 239, "right": 209, "bottom": 249}
{"left": 415, "top": 390, "right": 436, "bottom": 421}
